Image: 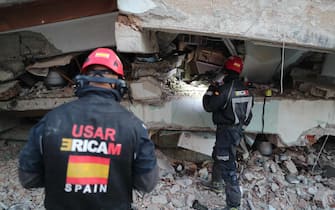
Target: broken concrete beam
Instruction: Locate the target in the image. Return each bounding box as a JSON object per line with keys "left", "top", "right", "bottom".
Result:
{"left": 131, "top": 59, "right": 177, "bottom": 80}
{"left": 310, "top": 85, "right": 335, "bottom": 99}
{"left": 0, "top": 33, "right": 20, "bottom": 61}
{"left": 118, "top": 0, "right": 335, "bottom": 52}
{"left": 156, "top": 31, "right": 178, "bottom": 56}
{"left": 0, "top": 70, "right": 16, "bottom": 83}
{"left": 196, "top": 47, "right": 225, "bottom": 66}
{"left": 129, "top": 76, "right": 162, "bottom": 102}
{"left": 0, "top": 60, "right": 25, "bottom": 82}
{"left": 177, "top": 131, "right": 215, "bottom": 156}
{"left": 0, "top": 31, "right": 61, "bottom": 61}
{"left": 0, "top": 97, "right": 76, "bottom": 111}
{"left": 115, "top": 15, "right": 159, "bottom": 53}
{"left": 0, "top": 80, "right": 20, "bottom": 101}
{"left": 26, "top": 53, "right": 77, "bottom": 77}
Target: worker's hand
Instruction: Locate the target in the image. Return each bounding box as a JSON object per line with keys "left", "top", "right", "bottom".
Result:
{"left": 206, "top": 84, "right": 221, "bottom": 96}
{"left": 208, "top": 84, "right": 217, "bottom": 91}
{"left": 211, "top": 80, "right": 224, "bottom": 87}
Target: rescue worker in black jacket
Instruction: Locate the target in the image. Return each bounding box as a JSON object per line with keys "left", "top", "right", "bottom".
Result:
{"left": 19, "top": 48, "right": 158, "bottom": 210}
{"left": 202, "top": 56, "right": 253, "bottom": 210}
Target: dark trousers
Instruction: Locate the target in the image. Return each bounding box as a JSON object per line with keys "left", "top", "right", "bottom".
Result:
{"left": 212, "top": 125, "right": 242, "bottom": 208}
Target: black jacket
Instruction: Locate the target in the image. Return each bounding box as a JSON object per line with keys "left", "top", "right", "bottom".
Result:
{"left": 19, "top": 86, "right": 158, "bottom": 210}
{"left": 203, "top": 75, "right": 253, "bottom": 126}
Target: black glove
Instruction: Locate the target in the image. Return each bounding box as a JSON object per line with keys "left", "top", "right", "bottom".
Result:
{"left": 208, "top": 84, "right": 217, "bottom": 91}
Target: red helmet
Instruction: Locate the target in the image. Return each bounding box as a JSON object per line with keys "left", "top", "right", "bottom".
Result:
{"left": 224, "top": 56, "right": 243, "bottom": 74}
{"left": 81, "top": 48, "right": 124, "bottom": 76}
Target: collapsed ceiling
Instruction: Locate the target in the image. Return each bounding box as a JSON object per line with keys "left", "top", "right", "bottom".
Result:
{"left": 0, "top": 1, "right": 334, "bottom": 147}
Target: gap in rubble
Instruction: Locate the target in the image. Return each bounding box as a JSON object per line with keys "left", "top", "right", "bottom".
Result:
{"left": 151, "top": 131, "right": 211, "bottom": 164}
{"left": 310, "top": 135, "right": 335, "bottom": 178}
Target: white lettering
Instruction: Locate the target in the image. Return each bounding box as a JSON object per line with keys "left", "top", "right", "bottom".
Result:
{"left": 74, "top": 184, "right": 82, "bottom": 192}
{"left": 72, "top": 139, "right": 83, "bottom": 152}
{"left": 82, "top": 139, "right": 88, "bottom": 151}
{"left": 64, "top": 184, "right": 72, "bottom": 192}
{"left": 93, "top": 184, "right": 98, "bottom": 193}
{"left": 64, "top": 138, "right": 121, "bottom": 155}
{"left": 87, "top": 140, "right": 98, "bottom": 152}
{"left": 64, "top": 184, "right": 108, "bottom": 194}
{"left": 97, "top": 141, "right": 108, "bottom": 154}
{"left": 100, "top": 184, "right": 107, "bottom": 193}
{"left": 83, "top": 185, "right": 92, "bottom": 194}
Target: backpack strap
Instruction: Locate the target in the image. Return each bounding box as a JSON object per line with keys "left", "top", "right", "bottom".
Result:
{"left": 222, "top": 80, "right": 235, "bottom": 110}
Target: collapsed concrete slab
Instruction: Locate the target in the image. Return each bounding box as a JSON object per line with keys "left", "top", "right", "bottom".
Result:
{"left": 118, "top": 0, "right": 335, "bottom": 53}
{"left": 0, "top": 97, "right": 76, "bottom": 111}
{"left": 115, "top": 15, "right": 159, "bottom": 53}
{"left": 0, "top": 31, "right": 61, "bottom": 60}
{"left": 0, "top": 60, "right": 25, "bottom": 82}
{"left": 129, "top": 76, "right": 163, "bottom": 103}
{"left": 177, "top": 131, "right": 215, "bottom": 156}
{"left": 0, "top": 80, "right": 20, "bottom": 101}
{"left": 0, "top": 13, "right": 118, "bottom": 54}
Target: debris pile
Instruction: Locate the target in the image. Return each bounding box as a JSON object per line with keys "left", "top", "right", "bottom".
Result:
{"left": 0, "top": 81, "right": 21, "bottom": 101}
{"left": 132, "top": 144, "right": 335, "bottom": 210}
{"left": 19, "top": 81, "right": 74, "bottom": 99}
{"left": 1, "top": 140, "right": 335, "bottom": 210}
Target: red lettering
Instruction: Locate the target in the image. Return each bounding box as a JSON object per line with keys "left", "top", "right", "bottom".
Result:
{"left": 83, "top": 125, "right": 94, "bottom": 138}
{"left": 105, "top": 128, "right": 116, "bottom": 141}
{"left": 72, "top": 124, "right": 83, "bottom": 138}
{"left": 94, "top": 127, "right": 104, "bottom": 140}
{"left": 72, "top": 125, "right": 117, "bottom": 141}
{"left": 108, "top": 143, "right": 122, "bottom": 155}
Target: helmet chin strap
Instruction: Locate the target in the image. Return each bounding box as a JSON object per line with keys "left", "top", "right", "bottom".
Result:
{"left": 74, "top": 75, "right": 128, "bottom": 99}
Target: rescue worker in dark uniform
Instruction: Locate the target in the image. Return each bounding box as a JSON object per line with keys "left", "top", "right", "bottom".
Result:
{"left": 202, "top": 56, "right": 253, "bottom": 210}
{"left": 18, "top": 48, "right": 158, "bottom": 210}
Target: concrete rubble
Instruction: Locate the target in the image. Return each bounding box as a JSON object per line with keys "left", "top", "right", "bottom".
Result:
{"left": 129, "top": 76, "right": 163, "bottom": 103}
{"left": 115, "top": 15, "right": 159, "bottom": 54}
{"left": 18, "top": 81, "right": 74, "bottom": 99}
{"left": 0, "top": 80, "right": 20, "bottom": 101}
{"left": 0, "top": 52, "right": 334, "bottom": 145}
{"left": 0, "top": 31, "right": 61, "bottom": 84}
{"left": 0, "top": 35, "right": 333, "bottom": 108}
{"left": 1, "top": 139, "right": 335, "bottom": 210}
{"left": 0, "top": 52, "right": 331, "bottom": 112}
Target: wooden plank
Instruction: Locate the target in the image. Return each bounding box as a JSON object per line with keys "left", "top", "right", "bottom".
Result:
{"left": 0, "top": 0, "right": 117, "bottom": 32}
